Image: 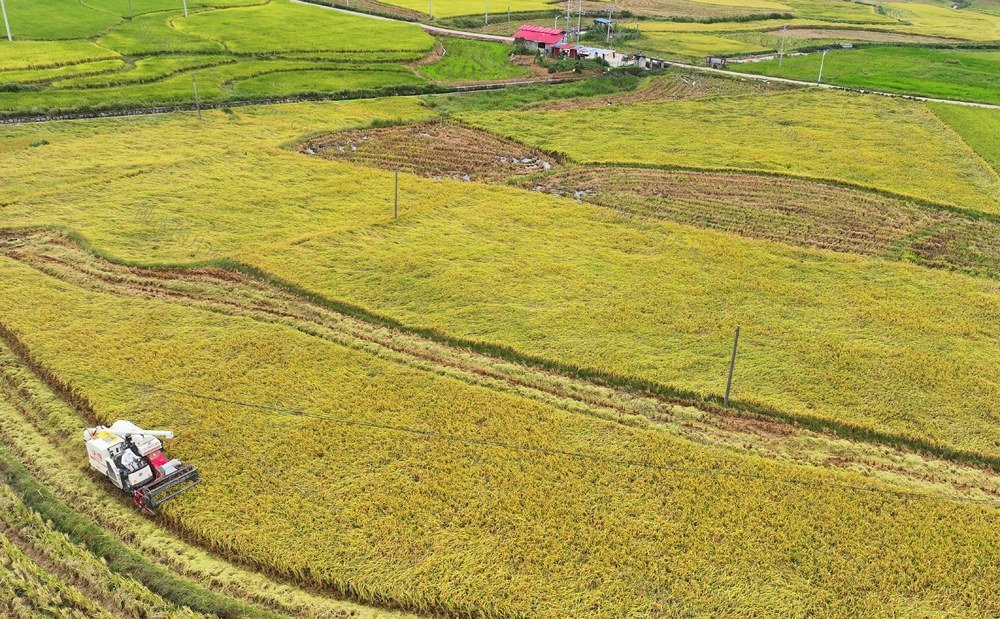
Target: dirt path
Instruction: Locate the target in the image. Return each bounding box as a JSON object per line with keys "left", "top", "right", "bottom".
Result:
{"left": 1, "top": 229, "right": 996, "bottom": 505}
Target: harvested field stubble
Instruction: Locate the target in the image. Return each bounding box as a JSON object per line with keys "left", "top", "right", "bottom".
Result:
{"left": 527, "top": 167, "right": 1000, "bottom": 277}
{"left": 304, "top": 120, "right": 559, "bottom": 181}
{"left": 532, "top": 71, "right": 797, "bottom": 110}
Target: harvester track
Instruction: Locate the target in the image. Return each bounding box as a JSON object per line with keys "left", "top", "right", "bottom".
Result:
{"left": 1, "top": 229, "right": 997, "bottom": 503}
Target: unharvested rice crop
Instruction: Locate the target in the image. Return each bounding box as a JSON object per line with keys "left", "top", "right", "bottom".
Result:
{"left": 0, "top": 41, "right": 119, "bottom": 72}
{"left": 526, "top": 166, "right": 1000, "bottom": 277}
{"left": 575, "top": 0, "right": 777, "bottom": 20}
{"left": 3, "top": 227, "right": 998, "bottom": 504}
{"left": 639, "top": 30, "right": 767, "bottom": 59}
{"left": 304, "top": 120, "right": 558, "bottom": 181}
{"left": 366, "top": 0, "right": 553, "bottom": 17}
{"left": 0, "top": 255, "right": 997, "bottom": 618}
{"left": 458, "top": 89, "right": 1000, "bottom": 214}
{"left": 883, "top": 2, "right": 1000, "bottom": 40}
{"left": 0, "top": 97, "right": 997, "bottom": 462}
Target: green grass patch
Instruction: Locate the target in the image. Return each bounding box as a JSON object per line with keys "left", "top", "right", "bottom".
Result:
{"left": 0, "top": 0, "right": 121, "bottom": 39}
{"left": 96, "top": 11, "right": 227, "bottom": 55}
{"left": 419, "top": 38, "right": 531, "bottom": 83}
{"left": 930, "top": 103, "right": 1000, "bottom": 173}
{"left": 737, "top": 47, "right": 1000, "bottom": 105}
{"left": 173, "top": 0, "right": 433, "bottom": 54}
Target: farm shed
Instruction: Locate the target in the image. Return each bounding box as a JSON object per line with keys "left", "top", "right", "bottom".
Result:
{"left": 514, "top": 25, "right": 566, "bottom": 52}
{"left": 553, "top": 43, "right": 579, "bottom": 59}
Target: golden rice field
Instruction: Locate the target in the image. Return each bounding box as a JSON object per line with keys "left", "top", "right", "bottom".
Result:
{"left": 3, "top": 0, "right": 1000, "bottom": 612}
{"left": 0, "top": 253, "right": 997, "bottom": 618}
{"left": 458, "top": 89, "right": 1000, "bottom": 214}
{"left": 0, "top": 95, "right": 998, "bottom": 460}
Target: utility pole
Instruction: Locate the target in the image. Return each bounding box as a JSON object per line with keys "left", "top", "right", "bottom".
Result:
{"left": 817, "top": 48, "right": 829, "bottom": 84}
{"left": 778, "top": 24, "right": 787, "bottom": 68}
{"left": 127, "top": 0, "right": 133, "bottom": 20}
{"left": 428, "top": 0, "right": 432, "bottom": 20}
{"left": 724, "top": 325, "right": 740, "bottom": 407}
{"left": 507, "top": 3, "right": 510, "bottom": 24}
{"left": 394, "top": 168, "right": 399, "bottom": 220}
{"left": 566, "top": 0, "right": 570, "bottom": 38}
{"left": 182, "top": 0, "right": 189, "bottom": 18}
{"left": 485, "top": 0, "right": 488, "bottom": 25}
{"left": 607, "top": 5, "right": 613, "bottom": 43}
{"left": 576, "top": 0, "right": 582, "bottom": 41}
{"left": 192, "top": 75, "right": 202, "bottom": 121}
{"left": 1, "top": 0, "right": 12, "bottom": 42}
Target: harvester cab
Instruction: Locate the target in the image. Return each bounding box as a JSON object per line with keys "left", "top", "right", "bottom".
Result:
{"left": 83, "top": 420, "right": 201, "bottom": 515}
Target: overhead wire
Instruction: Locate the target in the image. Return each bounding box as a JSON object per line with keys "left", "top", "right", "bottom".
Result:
{"left": 0, "top": 355, "right": 997, "bottom": 507}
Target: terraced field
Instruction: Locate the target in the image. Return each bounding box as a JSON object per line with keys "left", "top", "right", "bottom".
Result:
{"left": 0, "top": 0, "right": 438, "bottom": 118}
{"left": 528, "top": 166, "right": 1000, "bottom": 274}
{"left": 531, "top": 71, "right": 796, "bottom": 110}
{"left": 4, "top": 3, "right": 1000, "bottom": 616}
{"left": 459, "top": 88, "right": 1000, "bottom": 214}
{"left": 0, "top": 234, "right": 997, "bottom": 618}
{"left": 304, "top": 121, "right": 558, "bottom": 181}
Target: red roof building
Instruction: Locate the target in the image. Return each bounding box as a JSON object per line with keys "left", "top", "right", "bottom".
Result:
{"left": 514, "top": 25, "right": 565, "bottom": 50}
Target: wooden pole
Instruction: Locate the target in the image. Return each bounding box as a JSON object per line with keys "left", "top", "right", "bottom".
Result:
{"left": 192, "top": 75, "right": 202, "bottom": 121}
{"left": 724, "top": 325, "right": 740, "bottom": 407}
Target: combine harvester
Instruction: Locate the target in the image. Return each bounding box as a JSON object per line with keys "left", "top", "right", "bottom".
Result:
{"left": 83, "top": 421, "right": 201, "bottom": 514}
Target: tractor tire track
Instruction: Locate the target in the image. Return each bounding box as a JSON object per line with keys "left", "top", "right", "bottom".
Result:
{"left": 1, "top": 228, "right": 997, "bottom": 503}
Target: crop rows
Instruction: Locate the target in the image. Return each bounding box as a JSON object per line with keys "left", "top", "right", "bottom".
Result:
{"left": 1, "top": 245, "right": 998, "bottom": 618}
{"left": 304, "top": 120, "right": 559, "bottom": 181}
{"left": 0, "top": 330, "right": 394, "bottom": 619}
{"left": 0, "top": 479, "right": 205, "bottom": 619}
{"left": 533, "top": 71, "right": 795, "bottom": 111}
{"left": 527, "top": 166, "right": 999, "bottom": 276}
{"left": 1, "top": 228, "right": 997, "bottom": 503}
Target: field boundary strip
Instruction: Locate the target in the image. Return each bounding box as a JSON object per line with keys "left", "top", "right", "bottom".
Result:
{"left": 0, "top": 75, "right": 590, "bottom": 124}
{"left": 2, "top": 227, "right": 997, "bottom": 473}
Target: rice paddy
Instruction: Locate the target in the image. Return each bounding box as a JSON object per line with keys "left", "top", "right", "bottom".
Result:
{"left": 2, "top": 1, "right": 999, "bottom": 616}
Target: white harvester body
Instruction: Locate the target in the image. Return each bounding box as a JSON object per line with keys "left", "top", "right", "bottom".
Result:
{"left": 83, "top": 420, "right": 200, "bottom": 514}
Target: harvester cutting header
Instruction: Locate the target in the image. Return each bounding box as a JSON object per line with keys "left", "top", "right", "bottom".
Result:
{"left": 83, "top": 421, "right": 201, "bottom": 514}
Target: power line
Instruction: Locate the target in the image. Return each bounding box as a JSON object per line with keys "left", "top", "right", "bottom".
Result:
{"left": 0, "top": 356, "right": 997, "bottom": 507}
